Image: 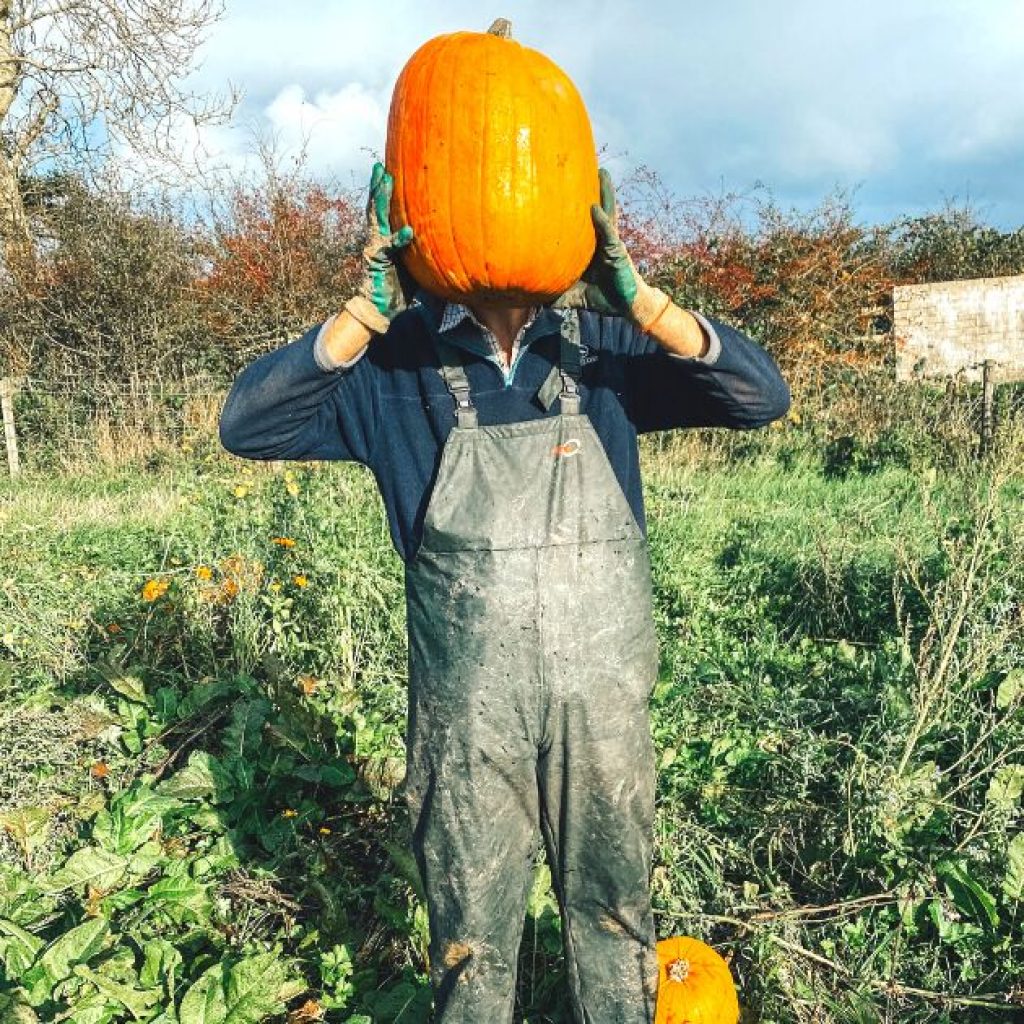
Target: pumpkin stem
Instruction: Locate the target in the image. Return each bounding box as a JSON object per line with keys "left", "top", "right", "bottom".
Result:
{"left": 487, "top": 18, "right": 512, "bottom": 38}
{"left": 667, "top": 958, "right": 691, "bottom": 983}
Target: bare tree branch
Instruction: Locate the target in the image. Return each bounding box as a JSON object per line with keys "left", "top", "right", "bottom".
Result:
{"left": 0, "top": 0, "right": 235, "bottom": 274}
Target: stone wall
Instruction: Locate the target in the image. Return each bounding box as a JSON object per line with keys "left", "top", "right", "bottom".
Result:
{"left": 893, "top": 274, "right": 1024, "bottom": 383}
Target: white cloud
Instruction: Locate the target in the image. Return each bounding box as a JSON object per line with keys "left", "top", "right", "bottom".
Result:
{"left": 263, "top": 81, "right": 389, "bottom": 173}
{"left": 110, "top": 0, "right": 1024, "bottom": 225}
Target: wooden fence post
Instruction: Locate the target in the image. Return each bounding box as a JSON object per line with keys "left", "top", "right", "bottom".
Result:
{"left": 1, "top": 376, "right": 22, "bottom": 478}
{"left": 979, "top": 360, "right": 995, "bottom": 459}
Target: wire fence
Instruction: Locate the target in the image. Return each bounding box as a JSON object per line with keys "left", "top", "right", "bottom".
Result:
{"left": 4, "top": 365, "right": 1024, "bottom": 479}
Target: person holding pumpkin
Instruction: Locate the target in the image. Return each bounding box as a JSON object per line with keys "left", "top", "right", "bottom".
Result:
{"left": 220, "top": 21, "right": 783, "bottom": 1024}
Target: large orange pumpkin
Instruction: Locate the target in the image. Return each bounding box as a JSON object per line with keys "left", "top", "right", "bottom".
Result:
{"left": 654, "top": 936, "right": 740, "bottom": 1024}
{"left": 384, "top": 19, "right": 599, "bottom": 306}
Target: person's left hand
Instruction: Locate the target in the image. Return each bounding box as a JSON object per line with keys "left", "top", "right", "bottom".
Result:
{"left": 552, "top": 168, "right": 671, "bottom": 331}
{"left": 344, "top": 162, "right": 418, "bottom": 335}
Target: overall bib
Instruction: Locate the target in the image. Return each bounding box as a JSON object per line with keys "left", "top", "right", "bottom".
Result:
{"left": 404, "top": 309, "right": 662, "bottom": 1023}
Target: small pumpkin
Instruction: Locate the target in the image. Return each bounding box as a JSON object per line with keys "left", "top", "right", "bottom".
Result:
{"left": 385, "top": 18, "right": 599, "bottom": 306}
{"left": 655, "top": 935, "right": 740, "bottom": 1024}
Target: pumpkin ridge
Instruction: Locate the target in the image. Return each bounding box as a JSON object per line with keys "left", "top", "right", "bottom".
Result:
{"left": 434, "top": 34, "right": 465, "bottom": 296}
{"left": 416, "top": 34, "right": 460, "bottom": 294}
{"left": 389, "top": 44, "right": 418, "bottom": 282}
{"left": 390, "top": 35, "right": 438, "bottom": 293}
{"left": 478, "top": 32, "right": 493, "bottom": 288}
{"left": 508, "top": 46, "right": 528, "bottom": 296}
{"left": 482, "top": 30, "right": 514, "bottom": 295}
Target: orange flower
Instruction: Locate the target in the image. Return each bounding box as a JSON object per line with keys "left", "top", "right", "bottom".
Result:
{"left": 90, "top": 761, "right": 109, "bottom": 779}
{"left": 293, "top": 574, "right": 308, "bottom": 588}
{"left": 272, "top": 536, "right": 296, "bottom": 548}
{"left": 141, "top": 579, "right": 170, "bottom": 602}
{"left": 195, "top": 565, "right": 213, "bottom": 581}
{"left": 107, "top": 622, "right": 121, "bottom": 634}
{"left": 297, "top": 674, "right": 320, "bottom": 695}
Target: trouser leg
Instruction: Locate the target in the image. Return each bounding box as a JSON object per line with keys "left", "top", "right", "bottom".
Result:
{"left": 537, "top": 539, "right": 662, "bottom": 1024}
{"left": 405, "top": 718, "right": 538, "bottom": 1023}
{"left": 404, "top": 551, "right": 542, "bottom": 1024}
{"left": 537, "top": 699, "right": 660, "bottom": 1024}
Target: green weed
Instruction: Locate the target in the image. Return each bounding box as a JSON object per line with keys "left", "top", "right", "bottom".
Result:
{"left": 0, "top": 437, "right": 1021, "bottom": 1022}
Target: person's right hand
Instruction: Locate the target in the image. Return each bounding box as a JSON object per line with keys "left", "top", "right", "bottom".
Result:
{"left": 552, "top": 168, "right": 670, "bottom": 331}
{"left": 343, "top": 162, "right": 416, "bottom": 335}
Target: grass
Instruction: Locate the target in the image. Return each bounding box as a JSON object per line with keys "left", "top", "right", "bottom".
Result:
{"left": 0, "top": 424, "right": 1022, "bottom": 1023}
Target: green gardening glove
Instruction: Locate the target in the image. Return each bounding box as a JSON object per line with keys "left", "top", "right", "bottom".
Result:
{"left": 553, "top": 167, "right": 671, "bottom": 331}
{"left": 344, "top": 162, "right": 416, "bottom": 335}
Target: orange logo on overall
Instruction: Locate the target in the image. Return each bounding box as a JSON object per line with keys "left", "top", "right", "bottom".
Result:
{"left": 552, "top": 438, "right": 581, "bottom": 458}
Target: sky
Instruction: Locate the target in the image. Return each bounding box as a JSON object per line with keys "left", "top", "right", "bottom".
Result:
{"left": 170, "top": 0, "right": 1024, "bottom": 228}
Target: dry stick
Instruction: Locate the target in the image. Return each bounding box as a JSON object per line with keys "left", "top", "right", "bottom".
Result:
{"left": 150, "top": 705, "right": 232, "bottom": 780}
{"left": 697, "top": 913, "right": 1021, "bottom": 1011}
{"left": 1, "top": 376, "right": 21, "bottom": 477}
{"left": 746, "top": 892, "right": 901, "bottom": 923}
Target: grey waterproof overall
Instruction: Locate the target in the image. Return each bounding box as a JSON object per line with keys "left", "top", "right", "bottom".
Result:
{"left": 404, "top": 310, "right": 661, "bottom": 1023}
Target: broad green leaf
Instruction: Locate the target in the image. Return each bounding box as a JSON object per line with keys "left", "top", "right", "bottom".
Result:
{"left": 0, "top": 988, "right": 40, "bottom": 1023}
{"left": 93, "top": 786, "right": 182, "bottom": 855}
{"left": 95, "top": 659, "right": 149, "bottom": 704}
{"left": 365, "top": 979, "right": 432, "bottom": 1022}
{"left": 58, "top": 988, "right": 119, "bottom": 1024}
{"left": 177, "top": 679, "right": 235, "bottom": 718}
{"left": 157, "top": 751, "right": 234, "bottom": 802}
{"left": 98, "top": 888, "right": 146, "bottom": 915}
{"left": 74, "top": 964, "right": 162, "bottom": 1019}
{"left": 935, "top": 858, "right": 999, "bottom": 933}
{"left": 140, "top": 938, "right": 183, "bottom": 994}
{"left": 986, "top": 764, "right": 1024, "bottom": 811}
{"left": 0, "top": 808, "right": 51, "bottom": 862}
{"left": 223, "top": 952, "right": 292, "bottom": 1023}
{"left": 146, "top": 874, "right": 210, "bottom": 921}
{"left": 179, "top": 954, "right": 292, "bottom": 1024}
{"left": 0, "top": 918, "right": 45, "bottom": 979}
{"left": 48, "top": 847, "right": 128, "bottom": 894}
{"left": 179, "top": 965, "right": 226, "bottom": 1024}
{"left": 222, "top": 699, "right": 271, "bottom": 758}
{"left": 128, "top": 840, "right": 166, "bottom": 879}
{"left": 996, "top": 668, "right": 1024, "bottom": 709}
{"left": 191, "top": 835, "right": 241, "bottom": 878}
{"left": 527, "top": 861, "right": 558, "bottom": 920}
{"left": 294, "top": 763, "right": 357, "bottom": 788}
{"left": 38, "top": 918, "right": 110, "bottom": 983}
{"left": 926, "top": 897, "right": 975, "bottom": 943}
{"left": 1003, "top": 833, "right": 1024, "bottom": 901}
{"left": 382, "top": 840, "right": 425, "bottom": 902}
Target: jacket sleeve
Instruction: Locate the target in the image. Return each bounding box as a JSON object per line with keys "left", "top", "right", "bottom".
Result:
{"left": 624, "top": 313, "right": 791, "bottom": 432}
{"left": 218, "top": 320, "right": 379, "bottom": 463}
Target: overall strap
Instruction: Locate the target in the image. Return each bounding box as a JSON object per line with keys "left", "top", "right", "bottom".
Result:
{"left": 558, "top": 308, "right": 582, "bottom": 415}
{"left": 435, "top": 336, "right": 478, "bottom": 428}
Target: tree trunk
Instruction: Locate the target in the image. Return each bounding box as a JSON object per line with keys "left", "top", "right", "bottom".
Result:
{"left": 0, "top": 151, "right": 34, "bottom": 279}
{"left": 0, "top": 5, "right": 35, "bottom": 280}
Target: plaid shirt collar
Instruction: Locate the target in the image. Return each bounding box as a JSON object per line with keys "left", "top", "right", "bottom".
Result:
{"left": 413, "top": 291, "right": 566, "bottom": 381}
